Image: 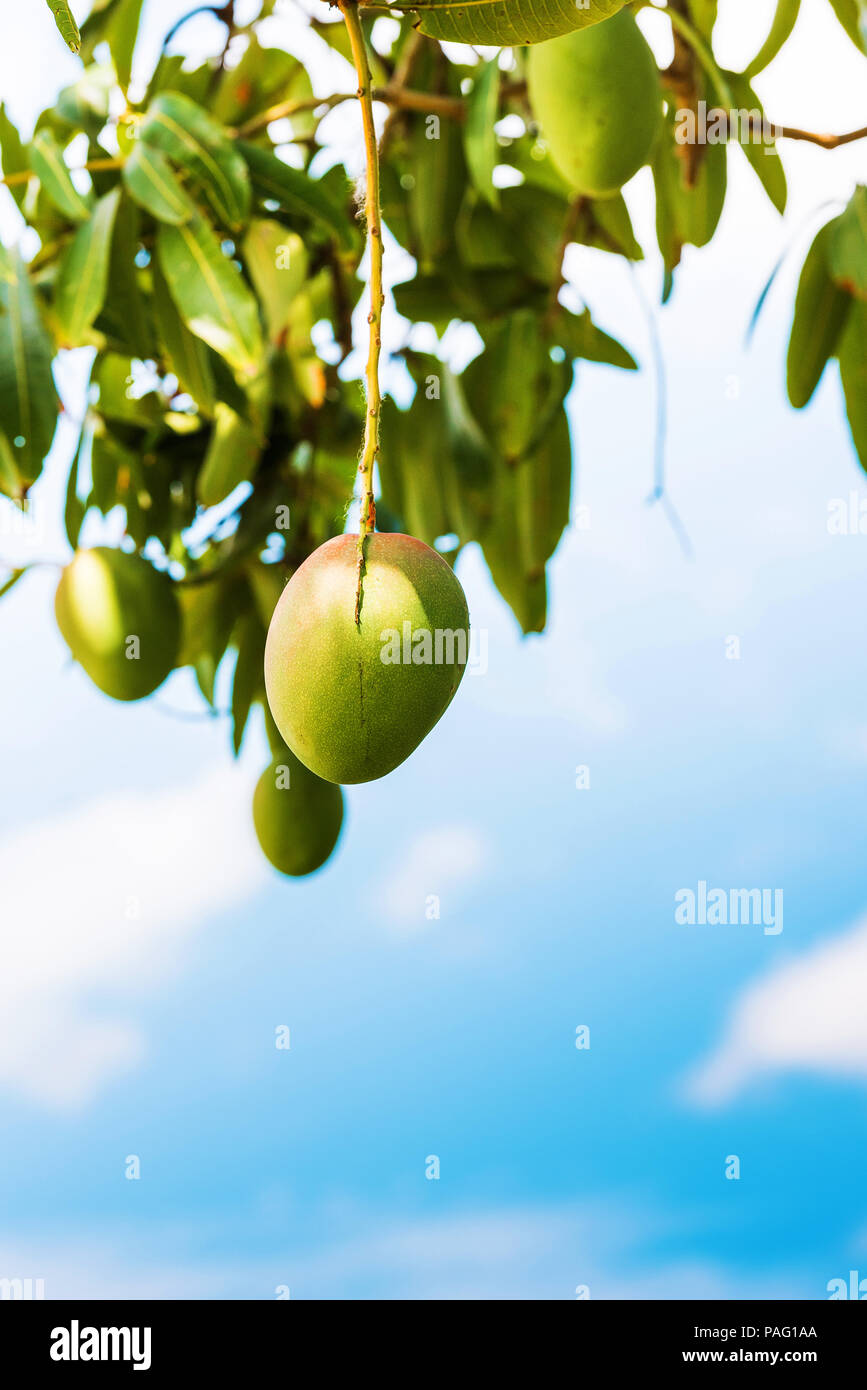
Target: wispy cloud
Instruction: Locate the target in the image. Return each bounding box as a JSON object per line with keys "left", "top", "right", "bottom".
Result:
{"left": 0, "top": 766, "right": 264, "bottom": 1111}
{"left": 684, "top": 913, "right": 867, "bottom": 1106}
{"left": 0, "top": 1202, "right": 808, "bottom": 1300}
{"left": 379, "top": 825, "right": 487, "bottom": 928}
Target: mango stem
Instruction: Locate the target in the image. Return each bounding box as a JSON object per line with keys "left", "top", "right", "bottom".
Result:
{"left": 339, "top": 1, "right": 383, "bottom": 625}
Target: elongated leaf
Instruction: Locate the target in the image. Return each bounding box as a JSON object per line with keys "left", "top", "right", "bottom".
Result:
{"left": 379, "top": 0, "right": 626, "bottom": 44}
{"left": 839, "top": 299, "right": 867, "bottom": 471}
{"left": 151, "top": 258, "right": 215, "bottom": 415}
{"left": 0, "top": 105, "right": 28, "bottom": 209}
{"left": 156, "top": 214, "right": 263, "bottom": 377}
{"left": 0, "top": 565, "right": 28, "bottom": 599}
{"left": 830, "top": 186, "right": 867, "bottom": 299}
{"left": 238, "top": 142, "right": 354, "bottom": 249}
{"left": 826, "top": 0, "right": 867, "bottom": 52}
{"left": 46, "top": 0, "right": 81, "bottom": 53}
{"left": 409, "top": 104, "right": 466, "bottom": 272}
{"left": 725, "top": 72, "right": 787, "bottom": 215}
{"left": 231, "top": 610, "right": 267, "bottom": 755}
{"left": 29, "top": 130, "right": 92, "bottom": 222}
{"left": 381, "top": 352, "right": 492, "bottom": 545}
{"left": 481, "top": 406, "right": 572, "bottom": 633}
{"left": 198, "top": 403, "right": 263, "bottom": 507}
{"left": 94, "top": 194, "right": 151, "bottom": 357}
{"left": 80, "top": 0, "right": 144, "bottom": 90}
{"left": 122, "top": 140, "right": 196, "bottom": 225}
{"left": 463, "top": 311, "right": 571, "bottom": 462}
{"left": 243, "top": 221, "right": 306, "bottom": 344}
{"left": 464, "top": 60, "right": 500, "bottom": 208}
{"left": 55, "top": 186, "right": 121, "bottom": 345}
{"left": 213, "top": 39, "right": 316, "bottom": 134}
{"left": 554, "top": 308, "right": 638, "bottom": 370}
{"left": 0, "top": 250, "right": 58, "bottom": 492}
{"left": 64, "top": 427, "right": 87, "bottom": 546}
{"left": 653, "top": 106, "right": 727, "bottom": 288}
{"left": 787, "top": 220, "right": 851, "bottom": 408}
{"left": 745, "top": 0, "right": 801, "bottom": 75}
{"left": 140, "top": 92, "right": 250, "bottom": 229}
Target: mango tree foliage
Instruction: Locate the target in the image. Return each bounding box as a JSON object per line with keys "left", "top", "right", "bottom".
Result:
{"left": 0, "top": 0, "right": 864, "bottom": 875}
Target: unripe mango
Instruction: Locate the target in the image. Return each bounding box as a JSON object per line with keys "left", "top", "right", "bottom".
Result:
{"left": 264, "top": 533, "right": 470, "bottom": 784}
{"left": 55, "top": 547, "right": 181, "bottom": 701}
{"left": 253, "top": 752, "right": 344, "bottom": 876}
{"left": 528, "top": 11, "right": 661, "bottom": 198}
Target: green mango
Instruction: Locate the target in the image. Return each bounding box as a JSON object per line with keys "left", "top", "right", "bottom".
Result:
{"left": 253, "top": 752, "right": 344, "bottom": 877}
{"left": 264, "top": 533, "right": 470, "bottom": 784}
{"left": 527, "top": 10, "right": 661, "bottom": 198}
{"left": 55, "top": 546, "right": 181, "bottom": 701}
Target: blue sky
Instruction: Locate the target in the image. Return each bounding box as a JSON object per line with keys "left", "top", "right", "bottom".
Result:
{"left": 1, "top": 0, "right": 867, "bottom": 1299}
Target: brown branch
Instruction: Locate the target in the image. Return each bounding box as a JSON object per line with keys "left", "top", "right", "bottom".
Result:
{"left": 774, "top": 123, "right": 867, "bottom": 149}
{"left": 235, "top": 80, "right": 527, "bottom": 139}
{"left": 2, "top": 155, "right": 123, "bottom": 189}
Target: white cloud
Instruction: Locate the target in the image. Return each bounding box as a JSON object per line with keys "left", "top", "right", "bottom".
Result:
{"left": 0, "top": 766, "right": 265, "bottom": 1111}
{"left": 684, "top": 914, "right": 867, "bottom": 1106}
{"left": 0, "top": 1203, "right": 808, "bottom": 1300}
{"left": 379, "top": 825, "right": 487, "bottom": 928}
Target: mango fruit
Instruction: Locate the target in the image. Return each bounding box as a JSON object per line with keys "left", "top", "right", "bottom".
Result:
{"left": 253, "top": 752, "right": 344, "bottom": 876}
{"left": 527, "top": 11, "right": 661, "bottom": 198}
{"left": 55, "top": 547, "right": 180, "bottom": 701}
{"left": 264, "top": 533, "right": 470, "bottom": 784}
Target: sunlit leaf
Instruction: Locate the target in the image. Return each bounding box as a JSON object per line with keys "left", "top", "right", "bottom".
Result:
{"left": 0, "top": 249, "right": 59, "bottom": 493}
{"left": 122, "top": 140, "right": 197, "bottom": 226}
{"left": 787, "top": 219, "right": 851, "bottom": 408}
{"left": 140, "top": 92, "right": 251, "bottom": 229}
{"left": 156, "top": 213, "right": 263, "bottom": 377}
{"left": 29, "top": 130, "right": 92, "bottom": 222}
{"left": 55, "top": 186, "right": 122, "bottom": 345}
{"left": 376, "top": 0, "right": 627, "bottom": 45}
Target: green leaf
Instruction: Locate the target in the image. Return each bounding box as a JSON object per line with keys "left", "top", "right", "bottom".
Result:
{"left": 238, "top": 142, "right": 354, "bottom": 249}
{"left": 29, "top": 130, "right": 92, "bottom": 222}
{"left": 0, "top": 250, "right": 59, "bottom": 493}
{"left": 151, "top": 257, "right": 215, "bottom": 415}
{"left": 554, "top": 308, "right": 638, "bottom": 370}
{"left": 122, "top": 140, "right": 197, "bottom": 225}
{"left": 724, "top": 72, "right": 787, "bottom": 215}
{"left": 97, "top": 194, "right": 152, "bottom": 358}
{"left": 231, "top": 610, "right": 267, "bottom": 755}
{"left": 745, "top": 0, "right": 801, "bottom": 75}
{"left": 464, "top": 60, "right": 500, "bottom": 208}
{"left": 55, "top": 186, "right": 122, "bottom": 345}
{"left": 45, "top": 0, "right": 81, "bottom": 53}
{"left": 198, "top": 402, "right": 264, "bottom": 508}
{"left": 0, "top": 105, "right": 29, "bottom": 209}
{"left": 839, "top": 298, "right": 867, "bottom": 471}
{"left": 481, "top": 406, "right": 572, "bottom": 634}
{"left": 0, "top": 565, "right": 28, "bottom": 599}
{"left": 140, "top": 93, "right": 251, "bottom": 230}
{"left": 243, "top": 221, "right": 306, "bottom": 344}
{"left": 652, "top": 106, "right": 727, "bottom": 286}
{"left": 92, "top": 353, "right": 162, "bottom": 427}
{"left": 379, "top": 0, "right": 627, "bottom": 45}
{"left": 80, "top": 0, "right": 144, "bottom": 90}
{"left": 408, "top": 105, "right": 466, "bottom": 273}
{"left": 213, "top": 39, "right": 316, "bottom": 133}
{"left": 463, "top": 311, "right": 572, "bottom": 462}
{"left": 826, "top": 0, "right": 867, "bottom": 52}
{"left": 787, "top": 220, "right": 851, "bottom": 408}
{"left": 829, "top": 186, "right": 867, "bottom": 299}
{"left": 64, "top": 428, "right": 87, "bottom": 546}
{"left": 381, "top": 354, "right": 493, "bottom": 545}
{"left": 155, "top": 214, "right": 263, "bottom": 378}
